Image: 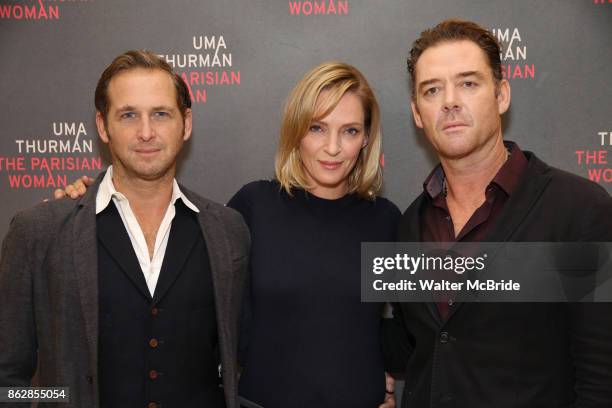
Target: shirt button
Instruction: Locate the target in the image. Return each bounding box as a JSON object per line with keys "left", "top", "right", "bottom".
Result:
{"left": 149, "top": 370, "right": 158, "bottom": 380}
{"left": 149, "top": 338, "right": 159, "bottom": 348}
{"left": 440, "top": 332, "right": 450, "bottom": 343}
{"left": 151, "top": 307, "right": 159, "bottom": 316}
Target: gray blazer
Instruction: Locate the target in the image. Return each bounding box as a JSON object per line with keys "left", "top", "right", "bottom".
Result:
{"left": 0, "top": 175, "right": 250, "bottom": 408}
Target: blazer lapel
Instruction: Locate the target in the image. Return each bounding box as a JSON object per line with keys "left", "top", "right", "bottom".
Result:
{"left": 444, "top": 153, "right": 552, "bottom": 323}
{"left": 197, "top": 205, "right": 233, "bottom": 342}
{"left": 181, "top": 187, "right": 242, "bottom": 407}
{"left": 485, "top": 153, "right": 551, "bottom": 242}
{"left": 192, "top": 198, "right": 237, "bottom": 397}
{"left": 153, "top": 203, "right": 201, "bottom": 304}
{"left": 97, "top": 204, "right": 152, "bottom": 301}
{"left": 72, "top": 176, "right": 102, "bottom": 375}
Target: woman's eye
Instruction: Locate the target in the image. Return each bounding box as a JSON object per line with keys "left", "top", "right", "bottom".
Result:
{"left": 309, "top": 124, "right": 323, "bottom": 133}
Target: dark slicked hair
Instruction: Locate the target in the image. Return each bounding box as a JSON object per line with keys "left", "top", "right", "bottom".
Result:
{"left": 408, "top": 19, "right": 503, "bottom": 98}
{"left": 94, "top": 50, "right": 191, "bottom": 121}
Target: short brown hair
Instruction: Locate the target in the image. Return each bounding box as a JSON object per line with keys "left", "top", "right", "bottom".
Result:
{"left": 94, "top": 50, "right": 191, "bottom": 120}
{"left": 407, "top": 19, "right": 502, "bottom": 97}
{"left": 275, "top": 61, "right": 383, "bottom": 199}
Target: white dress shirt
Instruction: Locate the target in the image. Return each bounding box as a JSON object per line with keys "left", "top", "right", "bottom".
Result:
{"left": 96, "top": 166, "right": 200, "bottom": 297}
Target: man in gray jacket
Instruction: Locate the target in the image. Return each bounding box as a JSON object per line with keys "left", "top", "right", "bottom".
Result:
{"left": 0, "top": 50, "right": 250, "bottom": 408}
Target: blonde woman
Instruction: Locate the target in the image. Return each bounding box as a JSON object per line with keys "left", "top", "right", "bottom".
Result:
{"left": 228, "top": 62, "right": 399, "bottom": 408}
{"left": 57, "top": 61, "right": 399, "bottom": 407}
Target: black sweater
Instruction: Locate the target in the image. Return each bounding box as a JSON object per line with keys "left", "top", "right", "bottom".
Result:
{"left": 228, "top": 180, "right": 400, "bottom": 408}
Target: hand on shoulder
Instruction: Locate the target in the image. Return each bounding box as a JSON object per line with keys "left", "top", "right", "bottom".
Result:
{"left": 53, "top": 175, "right": 94, "bottom": 200}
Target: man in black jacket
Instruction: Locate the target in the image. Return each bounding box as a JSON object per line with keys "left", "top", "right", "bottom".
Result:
{"left": 384, "top": 19, "right": 612, "bottom": 408}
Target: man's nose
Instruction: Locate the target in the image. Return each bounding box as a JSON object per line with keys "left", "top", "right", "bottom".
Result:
{"left": 442, "top": 87, "right": 461, "bottom": 112}
{"left": 138, "top": 117, "right": 155, "bottom": 141}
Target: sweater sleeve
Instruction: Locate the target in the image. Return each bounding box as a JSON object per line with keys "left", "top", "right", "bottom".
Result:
{"left": 227, "top": 181, "right": 264, "bottom": 228}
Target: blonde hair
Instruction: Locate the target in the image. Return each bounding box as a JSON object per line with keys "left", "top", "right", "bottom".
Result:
{"left": 274, "top": 61, "right": 383, "bottom": 199}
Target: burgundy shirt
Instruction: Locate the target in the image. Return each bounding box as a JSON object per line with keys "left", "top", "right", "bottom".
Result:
{"left": 421, "top": 141, "right": 528, "bottom": 320}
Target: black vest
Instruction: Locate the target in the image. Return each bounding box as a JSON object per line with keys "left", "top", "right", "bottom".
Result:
{"left": 97, "top": 201, "right": 225, "bottom": 408}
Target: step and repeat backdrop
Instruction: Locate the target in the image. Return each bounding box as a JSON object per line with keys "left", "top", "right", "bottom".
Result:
{"left": 0, "top": 0, "right": 610, "bottom": 239}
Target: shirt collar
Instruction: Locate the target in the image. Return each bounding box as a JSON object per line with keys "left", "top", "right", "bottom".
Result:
{"left": 422, "top": 164, "right": 446, "bottom": 200}
{"left": 95, "top": 166, "right": 200, "bottom": 214}
{"left": 422, "top": 140, "right": 528, "bottom": 199}
{"left": 490, "top": 141, "right": 527, "bottom": 195}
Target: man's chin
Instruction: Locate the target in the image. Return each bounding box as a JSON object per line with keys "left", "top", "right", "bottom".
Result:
{"left": 125, "top": 165, "right": 173, "bottom": 182}
{"left": 434, "top": 143, "right": 475, "bottom": 161}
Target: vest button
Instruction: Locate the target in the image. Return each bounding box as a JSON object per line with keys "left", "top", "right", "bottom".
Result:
{"left": 147, "top": 402, "right": 158, "bottom": 408}
{"left": 151, "top": 307, "right": 159, "bottom": 316}
{"left": 149, "top": 370, "right": 158, "bottom": 380}
{"left": 440, "top": 332, "right": 450, "bottom": 343}
{"left": 149, "top": 338, "right": 159, "bottom": 348}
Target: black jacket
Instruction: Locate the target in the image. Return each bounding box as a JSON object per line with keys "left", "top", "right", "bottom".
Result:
{"left": 384, "top": 152, "right": 612, "bottom": 408}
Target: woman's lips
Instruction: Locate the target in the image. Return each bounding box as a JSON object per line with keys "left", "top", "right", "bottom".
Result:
{"left": 319, "top": 160, "right": 342, "bottom": 170}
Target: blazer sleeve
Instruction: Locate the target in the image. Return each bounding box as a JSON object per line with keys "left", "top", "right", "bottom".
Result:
{"left": 568, "top": 302, "right": 612, "bottom": 407}
{"left": 568, "top": 190, "right": 612, "bottom": 407}
{"left": 0, "top": 212, "right": 38, "bottom": 387}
